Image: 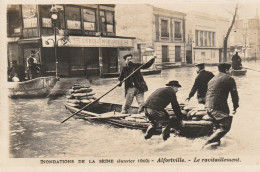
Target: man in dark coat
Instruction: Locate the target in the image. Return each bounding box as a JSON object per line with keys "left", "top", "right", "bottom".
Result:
{"left": 231, "top": 52, "right": 242, "bottom": 70}
{"left": 142, "top": 80, "right": 183, "bottom": 141}
{"left": 118, "top": 54, "right": 155, "bottom": 114}
{"left": 203, "top": 63, "right": 239, "bottom": 148}
{"left": 27, "top": 50, "right": 40, "bottom": 80}
{"left": 186, "top": 63, "right": 214, "bottom": 104}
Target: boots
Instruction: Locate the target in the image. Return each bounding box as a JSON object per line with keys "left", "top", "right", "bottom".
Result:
{"left": 144, "top": 125, "right": 156, "bottom": 140}
{"left": 162, "top": 125, "right": 171, "bottom": 141}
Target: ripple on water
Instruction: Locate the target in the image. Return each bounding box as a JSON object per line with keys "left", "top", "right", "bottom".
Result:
{"left": 32, "top": 132, "right": 47, "bottom": 137}
{"left": 8, "top": 62, "right": 260, "bottom": 158}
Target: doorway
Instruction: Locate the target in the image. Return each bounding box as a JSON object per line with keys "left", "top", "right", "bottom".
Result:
{"left": 162, "top": 45, "right": 169, "bottom": 62}
{"left": 186, "top": 50, "right": 192, "bottom": 64}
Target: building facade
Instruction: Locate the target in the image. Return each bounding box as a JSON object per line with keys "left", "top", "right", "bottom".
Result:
{"left": 7, "top": 4, "right": 135, "bottom": 78}
{"left": 185, "top": 11, "right": 230, "bottom": 64}
{"left": 115, "top": 5, "right": 186, "bottom": 68}
{"left": 229, "top": 11, "right": 260, "bottom": 61}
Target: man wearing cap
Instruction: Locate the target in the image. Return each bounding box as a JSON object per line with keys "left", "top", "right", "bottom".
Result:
{"left": 231, "top": 52, "right": 242, "bottom": 70}
{"left": 203, "top": 63, "right": 239, "bottom": 148}
{"left": 27, "top": 50, "right": 40, "bottom": 80}
{"left": 118, "top": 54, "right": 156, "bottom": 114}
{"left": 186, "top": 63, "right": 214, "bottom": 104}
{"left": 142, "top": 80, "right": 183, "bottom": 141}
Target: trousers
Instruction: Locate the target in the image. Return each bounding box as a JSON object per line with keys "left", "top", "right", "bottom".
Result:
{"left": 206, "top": 108, "right": 233, "bottom": 143}
{"left": 122, "top": 87, "right": 144, "bottom": 112}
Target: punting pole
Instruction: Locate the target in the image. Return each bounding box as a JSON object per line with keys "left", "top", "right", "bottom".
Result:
{"left": 61, "top": 57, "right": 156, "bottom": 123}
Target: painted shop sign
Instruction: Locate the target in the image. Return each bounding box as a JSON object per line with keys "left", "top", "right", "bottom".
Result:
{"left": 42, "top": 36, "right": 134, "bottom": 48}
{"left": 42, "top": 18, "right": 52, "bottom": 28}
{"left": 23, "top": 18, "right": 38, "bottom": 28}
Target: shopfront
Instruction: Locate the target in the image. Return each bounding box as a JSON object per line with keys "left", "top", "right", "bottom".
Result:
{"left": 41, "top": 35, "right": 134, "bottom": 77}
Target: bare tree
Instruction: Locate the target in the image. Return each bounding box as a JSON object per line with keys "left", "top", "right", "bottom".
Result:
{"left": 223, "top": 4, "right": 238, "bottom": 62}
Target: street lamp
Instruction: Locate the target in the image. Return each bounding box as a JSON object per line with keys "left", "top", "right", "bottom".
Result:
{"left": 50, "top": 5, "right": 59, "bottom": 78}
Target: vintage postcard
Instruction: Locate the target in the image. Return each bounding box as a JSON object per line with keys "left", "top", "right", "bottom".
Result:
{"left": 1, "top": 0, "right": 260, "bottom": 171}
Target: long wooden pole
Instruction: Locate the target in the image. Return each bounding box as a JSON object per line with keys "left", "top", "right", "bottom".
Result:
{"left": 61, "top": 58, "right": 155, "bottom": 123}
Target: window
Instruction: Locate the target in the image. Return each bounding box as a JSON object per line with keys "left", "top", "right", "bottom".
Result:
{"left": 208, "top": 32, "right": 211, "bottom": 46}
{"left": 65, "top": 6, "right": 81, "bottom": 30}
{"left": 82, "top": 8, "right": 96, "bottom": 31}
{"left": 22, "top": 5, "right": 38, "bottom": 28}
{"left": 195, "top": 30, "right": 215, "bottom": 47}
{"left": 204, "top": 32, "right": 207, "bottom": 46}
{"left": 40, "top": 5, "right": 52, "bottom": 28}
{"left": 201, "top": 52, "right": 205, "bottom": 61}
{"left": 106, "top": 11, "right": 114, "bottom": 33}
{"left": 174, "top": 21, "right": 181, "bottom": 39}
{"left": 212, "top": 32, "right": 215, "bottom": 47}
{"left": 7, "top": 5, "right": 22, "bottom": 35}
{"left": 195, "top": 30, "right": 199, "bottom": 46}
{"left": 161, "top": 19, "right": 169, "bottom": 37}
{"left": 200, "top": 31, "right": 203, "bottom": 46}
{"left": 100, "top": 10, "right": 114, "bottom": 34}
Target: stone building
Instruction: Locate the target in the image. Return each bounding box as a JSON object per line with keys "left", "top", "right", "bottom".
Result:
{"left": 185, "top": 11, "right": 230, "bottom": 64}
{"left": 115, "top": 4, "right": 186, "bottom": 68}
{"left": 229, "top": 10, "right": 260, "bottom": 61}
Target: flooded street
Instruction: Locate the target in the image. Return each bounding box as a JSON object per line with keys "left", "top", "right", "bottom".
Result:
{"left": 8, "top": 61, "right": 260, "bottom": 158}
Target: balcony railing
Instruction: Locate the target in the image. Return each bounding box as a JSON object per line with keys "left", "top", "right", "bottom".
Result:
{"left": 161, "top": 32, "right": 169, "bottom": 38}
{"left": 174, "top": 33, "right": 182, "bottom": 39}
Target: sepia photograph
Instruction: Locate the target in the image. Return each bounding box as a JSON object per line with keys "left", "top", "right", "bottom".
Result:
{"left": 1, "top": 0, "right": 260, "bottom": 171}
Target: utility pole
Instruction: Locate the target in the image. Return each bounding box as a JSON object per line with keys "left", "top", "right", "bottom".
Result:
{"left": 243, "top": 33, "right": 247, "bottom": 60}
{"left": 97, "top": 4, "right": 103, "bottom": 77}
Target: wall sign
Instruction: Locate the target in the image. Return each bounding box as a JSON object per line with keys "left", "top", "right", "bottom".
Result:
{"left": 42, "top": 18, "right": 52, "bottom": 28}
{"left": 42, "top": 36, "right": 134, "bottom": 48}
{"left": 23, "top": 18, "right": 37, "bottom": 28}
{"left": 67, "top": 20, "right": 81, "bottom": 30}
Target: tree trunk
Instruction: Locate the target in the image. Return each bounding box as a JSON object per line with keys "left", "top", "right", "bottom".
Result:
{"left": 223, "top": 4, "right": 238, "bottom": 62}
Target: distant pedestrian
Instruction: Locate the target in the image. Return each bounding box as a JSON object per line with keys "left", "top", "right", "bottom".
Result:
{"left": 186, "top": 63, "right": 214, "bottom": 104}
{"left": 142, "top": 80, "right": 183, "bottom": 141}
{"left": 27, "top": 50, "right": 40, "bottom": 80}
{"left": 118, "top": 54, "right": 156, "bottom": 114}
{"left": 8, "top": 60, "right": 25, "bottom": 82}
{"left": 203, "top": 63, "right": 239, "bottom": 148}
{"left": 231, "top": 52, "right": 242, "bottom": 70}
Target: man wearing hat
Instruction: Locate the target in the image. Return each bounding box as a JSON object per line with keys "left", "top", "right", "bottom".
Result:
{"left": 186, "top": 63, "right": 214, "bottom": 104}
{"left": 203, "top": 63, "right": 239, "bottom": 148}
{"left": 118, "top": 53, "right": 156, "bottom": 114}
{"left": 231, "top": 52, "right": 242, "bottom": 70}
{"left": 142, "top": 80, "right": 183, "bottom": 141}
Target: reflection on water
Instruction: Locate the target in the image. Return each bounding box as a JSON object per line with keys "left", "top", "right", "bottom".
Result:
{"left": 9, "top": 61, "right": 260, "bottom": 158}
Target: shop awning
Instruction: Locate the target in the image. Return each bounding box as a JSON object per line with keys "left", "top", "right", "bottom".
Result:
{"left": 42, "top": 36, "right": 134, "bottom": 48}
{"left": 7, "top": 37, "right": 20, "bottom": 43}
{"left": 18, "top": 38, "right": 41, "bottom": 44}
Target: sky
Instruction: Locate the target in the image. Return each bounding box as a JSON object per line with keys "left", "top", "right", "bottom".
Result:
{"left": 152, "top": 1, "right": 260, "bottom": 20}
{"left": 2, "top": 0, "right": 260, "bottom": 20}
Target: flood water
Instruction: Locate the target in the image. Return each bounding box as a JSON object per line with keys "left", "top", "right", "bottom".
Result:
{"left": 8, "top": 61, "right": 260, "bottom": 158}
